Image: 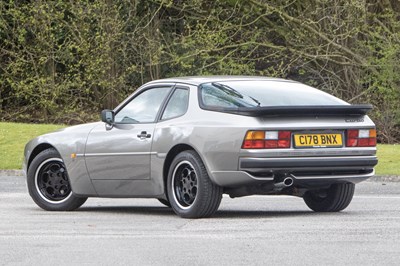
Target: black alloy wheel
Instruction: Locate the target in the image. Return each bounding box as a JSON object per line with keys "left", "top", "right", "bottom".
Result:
{"left": 27, "top": 148, "right": 87, "bottom": 211}
{"left": 35, "top": 158, "right": 71, "bottom": 202}
{"left": 167, "top": 150, "right": 222, "bottom": 218}
{"left": 172, "top": 160, "right": 198, "bottom": 209}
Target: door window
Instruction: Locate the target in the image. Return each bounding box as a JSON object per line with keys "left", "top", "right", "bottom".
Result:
{"left": 161, "top": 88, "right": 189, "bottom": 120}
{"left": 115, "top": 87, "right": 171, "bottom": 124}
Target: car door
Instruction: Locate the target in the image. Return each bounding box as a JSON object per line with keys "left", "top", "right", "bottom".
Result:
{"left": 85, "top": 85, "right": 173, "bottom": 180}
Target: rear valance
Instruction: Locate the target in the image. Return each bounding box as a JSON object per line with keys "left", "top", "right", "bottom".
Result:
{"left": 206, "top": 104, "right": 373, "bottom": 117}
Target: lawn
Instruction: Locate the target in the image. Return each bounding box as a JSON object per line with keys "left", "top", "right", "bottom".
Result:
{"left": 0, "top": 122, "right": 64, "bottom": 169}
{"left": 0, "top": 122, "right": 399, "bottom": 176}
{"left": 375, "top": 144, "right": 400, "bottom": 176}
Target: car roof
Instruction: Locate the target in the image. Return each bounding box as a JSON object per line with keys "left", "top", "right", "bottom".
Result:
{"left": 145, "top": 76, "right": 297, "bottom": 86}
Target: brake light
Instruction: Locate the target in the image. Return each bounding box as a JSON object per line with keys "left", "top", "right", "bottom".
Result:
{"left": 242, "top": 130, "right": 291, "bottom": 149}
{"left": 346, "top": 129, "right": 376, "bottom": 147}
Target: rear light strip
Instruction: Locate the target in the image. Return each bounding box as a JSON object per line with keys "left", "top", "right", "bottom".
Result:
{"left": 242, "top": 128, "right": 377, "bottom": 149}
{"left": 346, "top": 129, "right": 376, "bottom": 147}
{"left": 242, "top": 130, "right": 291, "bottom": 149}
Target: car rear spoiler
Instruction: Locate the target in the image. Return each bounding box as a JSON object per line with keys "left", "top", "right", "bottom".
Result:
{"left": 211, "top": 104, "right": 373, "bottom": 117}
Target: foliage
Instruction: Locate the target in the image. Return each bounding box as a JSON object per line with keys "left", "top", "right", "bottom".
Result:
{"left": 0, "top": 0, "right": 399, "bottom": 142}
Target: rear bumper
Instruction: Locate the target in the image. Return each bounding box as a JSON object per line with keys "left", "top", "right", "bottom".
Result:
{"left": 211, "top": 156, "right": 377, "bottom": 187}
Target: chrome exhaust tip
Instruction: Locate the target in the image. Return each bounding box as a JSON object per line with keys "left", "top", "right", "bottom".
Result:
{"left": 274, "top": 175, "right": 295, "bottom": 189}
{"left": 283, "top": 176, "right": 294, "bottom": 187}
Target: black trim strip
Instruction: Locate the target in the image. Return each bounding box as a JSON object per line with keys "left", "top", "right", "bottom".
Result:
{"left": 204, "top": 105, "right": 373, "bottom": 117}
{"left": 240, "top": 157, "right": 378, "bottom": 169}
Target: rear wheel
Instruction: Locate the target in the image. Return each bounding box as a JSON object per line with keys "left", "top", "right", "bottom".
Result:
{"left": 303, "top": 183, "right": 355, "bottom": 212}
{"left": 167, "top": 150, "right": 222, "bottom": 218}
{"left": 27, "top": 148, "right": 87, "bottom": 211}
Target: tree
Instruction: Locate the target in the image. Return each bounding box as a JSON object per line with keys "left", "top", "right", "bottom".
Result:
{"left": 0, "top": 0, "right": 398, "bottom": 142}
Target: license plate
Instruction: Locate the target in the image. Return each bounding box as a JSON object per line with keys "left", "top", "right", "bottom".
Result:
{"left": 294, "top": 133, "right": 343, "bottom": 148}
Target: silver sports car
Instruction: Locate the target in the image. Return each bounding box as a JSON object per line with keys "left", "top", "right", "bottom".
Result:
{"left": 23, "top": 76, "right": 378, "bottom": 218}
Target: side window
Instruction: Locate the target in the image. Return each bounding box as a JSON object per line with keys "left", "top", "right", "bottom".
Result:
{"left": 161, "top": 88, "right": 189, "bottom": 120}
{"left": 115, "top": 87, "right": 171, "bottom": 124}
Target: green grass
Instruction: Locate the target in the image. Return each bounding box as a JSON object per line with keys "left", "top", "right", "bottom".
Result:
{"left": 0, "top": 122, "right": 399, "bottom": 176}
{"left": 376, "top": 144, "right": 400, "bottom": 176}
{"left": 0, "top": 122, "right": 64, "bottom": 169}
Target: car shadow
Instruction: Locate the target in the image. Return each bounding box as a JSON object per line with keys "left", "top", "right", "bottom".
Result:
{"left": 212, "top": 209, "right": 354, "bottom": 219}
{"left": 213, "top": 210, "right": 313, "bottom": 218}
{"left": 77, "top": 206, "right": 174, "bottom": 216}
{"left": 76, "top": 205, "right": 353, "bottom": 219}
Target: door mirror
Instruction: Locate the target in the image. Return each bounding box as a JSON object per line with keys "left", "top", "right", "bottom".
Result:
{"left": 101, "top": 109, "right": 115, "bottom": 125}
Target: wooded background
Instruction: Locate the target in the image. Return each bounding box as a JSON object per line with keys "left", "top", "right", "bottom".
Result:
{"left": 0, "top": 0, "right": 399, "bottom": 143}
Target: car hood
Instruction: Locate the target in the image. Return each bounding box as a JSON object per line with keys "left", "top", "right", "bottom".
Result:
{"left": 24, "top": 122, "right": 102, "bottom": 168}
{"left": 48, "top": 121, "right": 101, "bottom": 135}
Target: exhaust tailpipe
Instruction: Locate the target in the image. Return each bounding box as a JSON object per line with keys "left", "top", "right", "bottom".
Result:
{"left": 283, "top": 176, "right": 294, "bottom": 187}
{"left": 274, "top": 176, "right": 294, "bottom": 189}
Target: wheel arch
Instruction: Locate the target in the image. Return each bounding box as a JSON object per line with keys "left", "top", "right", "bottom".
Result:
{"left": 28, "top": 143, "right": 59, "bottom": 171}
{"left": 163, "top": 145, "right": 223, "bottom": 218}
{"left": 162, "top": 143, "right": 219, "bottom": 196}
{"left": 163, "top": 144, "right": 195, "bottom": 187}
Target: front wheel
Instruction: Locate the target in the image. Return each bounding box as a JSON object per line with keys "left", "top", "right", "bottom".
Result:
{"left": 27, "top": 148, "right": 87, "bottom": 211}
{"left": 167, "top": 150, "right": 222, "bottom": 218}
{"left": 303, "top": 183, "right": 355, "bottom": 212}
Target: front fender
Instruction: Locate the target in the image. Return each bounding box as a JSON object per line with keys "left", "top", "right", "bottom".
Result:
{"left": 24, "top": 122, "right": 101, "bottom": 196}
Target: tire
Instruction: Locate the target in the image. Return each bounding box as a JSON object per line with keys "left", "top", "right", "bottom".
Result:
{"left": 27, "top": 148, "right": 87, "bottom": 211}
{"left": 303, "top": 183, "right": 355, "bottom": 212}
{"left": 158, "top": 198, "right": 171, "bottom": 207}
{"left": 167, "top": 150, "right": 222, "bottom": 218}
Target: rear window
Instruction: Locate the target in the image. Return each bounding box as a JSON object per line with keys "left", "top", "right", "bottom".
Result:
{"left": 199, "top": 80, "right": 347, "bottom": 108}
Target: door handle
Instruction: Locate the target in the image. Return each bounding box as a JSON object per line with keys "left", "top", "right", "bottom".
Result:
{"left": 137, "top": 131, "right": 151, "bottom": 139}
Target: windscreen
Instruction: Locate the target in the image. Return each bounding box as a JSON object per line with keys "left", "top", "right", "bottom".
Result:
{"left": 199, "top": 80, "right": 347, "bottom": 108}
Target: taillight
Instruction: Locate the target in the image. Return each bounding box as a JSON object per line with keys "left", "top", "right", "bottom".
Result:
{"left": 242, "top": 130, "right": 291, "bottom": 149}
{"left": 346, "top": 129, "right": 376, "bottom": 147}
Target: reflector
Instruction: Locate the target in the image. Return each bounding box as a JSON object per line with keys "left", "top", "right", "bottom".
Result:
{"left": 265, "top": 131, "right": 278, "bottom": 140}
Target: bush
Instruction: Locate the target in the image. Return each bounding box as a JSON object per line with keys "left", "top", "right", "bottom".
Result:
{"left": 0, "top": 0, "right": 398, "bottom": 142}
